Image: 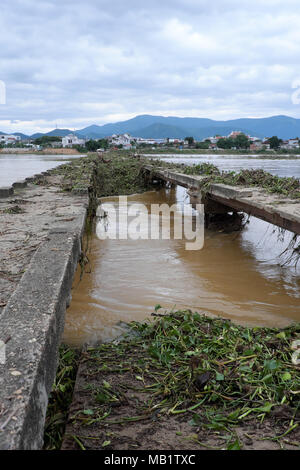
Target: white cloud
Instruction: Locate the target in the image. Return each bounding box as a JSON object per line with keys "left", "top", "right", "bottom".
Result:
{"left": 0, "top": 0, "right": 300, "bottom": 134}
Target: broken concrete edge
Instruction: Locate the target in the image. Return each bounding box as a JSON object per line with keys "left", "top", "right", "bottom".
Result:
{"left": 0, "top": 168, "right": 56, "bottom": 198}
{"left": 12, "top": 181, "right": 27, "bottom": 189}
{"left": 0, "top": 158, "right": 92, "bottom": 198}
{"left": 0, "top": 186, "right": 14, "bottom": 198}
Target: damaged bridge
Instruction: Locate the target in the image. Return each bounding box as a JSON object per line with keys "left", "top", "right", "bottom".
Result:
{"left": 143, "top": 165, "right": 300, "bottom": 235}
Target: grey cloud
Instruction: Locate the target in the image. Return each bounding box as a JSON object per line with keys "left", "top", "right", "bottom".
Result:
{"left": 0, "top": 0, "right": 300, "bottom": 133}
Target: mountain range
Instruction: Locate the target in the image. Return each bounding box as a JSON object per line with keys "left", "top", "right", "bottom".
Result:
{"left": 2, "top": 114, "right": 300, "bottom": 141}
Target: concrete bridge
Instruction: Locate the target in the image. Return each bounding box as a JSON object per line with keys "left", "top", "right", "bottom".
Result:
{"left": 144, "top": 165, "right": 300, "bottom": 235}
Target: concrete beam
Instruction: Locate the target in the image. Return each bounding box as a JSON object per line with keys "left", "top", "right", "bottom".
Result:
{"left": 143, "top": 166, "right": 300, "bottom": 235}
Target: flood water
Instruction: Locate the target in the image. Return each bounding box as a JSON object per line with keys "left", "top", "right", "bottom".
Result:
{"left": 0, "top": 153, "right": 84, "bottom": 187}
{"left": 63, "top": 155, "right": 300, "bottom": 347}
{"left": 146, "top": 153, "right": 300, "bottom": 179}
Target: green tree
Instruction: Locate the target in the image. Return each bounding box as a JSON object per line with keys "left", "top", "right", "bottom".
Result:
{"left": 195, "top": 141, "right": 210, "bottom": 149}
{"left": 185, "top": 136, "right": 194, "bottom": 146}
{"left": 97, "top": 139, "right": 109, "bottom": 150}
{"left": 34, "top": 136, "right": 62, "bottom": 146}
{"left": 268, "top": 136, "right": 282, "bottom": 149}
{"left": 217, "top": 137, "right": 235, "bottom": 149}
{"left": 85, "top": 139, "right": 107, "bottom": 151}
{"left": 233, "top": 134, "right": 250, "bottom": 149}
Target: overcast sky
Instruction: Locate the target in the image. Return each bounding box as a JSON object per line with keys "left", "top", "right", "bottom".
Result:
{"left": 1, "top": 0, "right": 300, "bottom": 134}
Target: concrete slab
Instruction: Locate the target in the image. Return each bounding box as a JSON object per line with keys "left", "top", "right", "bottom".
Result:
{"left": 0, "top": 187, "right": 14, "bottom": 198}
{"left": 12, "top": 181, "right": 27, "bottom": 189}
{"left": 0, "top": 226, "right": 85, "bottom": 449}
{"left": 143, "top": 165, "right": 300, "bottom": 234}
{"left": 210, "top": 183, "right": 253, "bottom": 199}
{"left": 0, "top": 164, "right": 95, "bottom": 449}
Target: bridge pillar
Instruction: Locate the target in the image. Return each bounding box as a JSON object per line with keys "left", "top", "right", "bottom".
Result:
{"left": 188, "top": 189, "right": 244, "bottom": 232}
{"left": 188, "top": 190, "right": 229, "bottom": 213}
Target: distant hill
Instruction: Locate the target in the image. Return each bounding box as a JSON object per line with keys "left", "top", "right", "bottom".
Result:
{"left": 74, "top": 115, "right": 300, "bottom": 140}
{"left": 0, "top": 131, "right": 30, "bottom": 139}
{"left": 31, "top": 129, "right": 74, "bottom": 139}
{"left": 4, "top": 115, "right": 300, "bottom": 141}
{"left": 77, "top": 125, "right": 107, "bottom": 139}
{"left": 13, "top": 132, "right": 30, "bottom": 140}
{"left": 131, "top": 123, "right": 189, "bottom": 139}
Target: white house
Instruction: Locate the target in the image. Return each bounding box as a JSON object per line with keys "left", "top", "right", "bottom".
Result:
{"left": 62, "top": 134, "right": 85, "bottom": 148}
{"left": 135, "top": 137, "right": 166, "bottom": 145}
{"left": 288, "top": 138, "right": 299, "bottom": 148}
{"left": 280, "top": 139, "right": 299, "bottom": 150}
{"left": 0, "top": 134, "right": 21, "bottom": 145}
{"left": 109, "top": 133, "right": 133, "bottom": 149}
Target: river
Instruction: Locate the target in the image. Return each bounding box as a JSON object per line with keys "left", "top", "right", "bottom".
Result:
{"left": 62, "top": 154, "right": 300, "bottom": 347}
{"left": 145, "top": 153, "right": 300, "bottom": 178}
{"left": 0, "top": 153, "right": 84, "bottom": 187}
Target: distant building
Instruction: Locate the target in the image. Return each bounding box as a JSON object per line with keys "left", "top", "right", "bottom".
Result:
{"left": 109, "top": 133, "right": 133, "bottom": 149}
{"left": 280, "top": 138, "right": 299, "bottom": 150}
{"left": 0, "top": 134, "right": 21, "bottom": 145}
{"left": 288, "top": 138, "right": 299, "bottom": 148}
{"left": 167, "top": 138, "right": 184, "bottom": 145}
{"left": 62, "top": 134, "right": 85, "bottom": 148}
{"left": 228, "top": 131, "right": 245, "bottom": 138}
{"left": 203, "top": 135, "right": 226, "bottom": 144}
{"left": 135, "top": 137, "right": 166, "bottom": 146}
{"left": 250, "top": 141, "right": 263, "bottom": 151}
{"left": 209, "top": 143, "right": 218, "bottom": 150}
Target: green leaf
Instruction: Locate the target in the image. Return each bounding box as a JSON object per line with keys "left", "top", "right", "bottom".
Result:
{"left": 189, "top": 414, "right": 201, "bottom": 426}
{"left": 257, "top": 402, "right": 274, "bottom": 413}
{"left": 261, "top": 374, "right": 273, "bottom": 383}
{"left": 276, "top": 332, "right": 286, "bottom": 340}
{"left": 264, "top": 359, "right": 279, "bottom": 371}
{"left": 215, "top": 372, "right": 224, "bottom": 381}
{"left": 185, "top": 351, "right": 197, "bottom": 356}
{"left": 243, "top": 349, "right": 255, "bottom": 356}
{"left": 227, "top": 439, "right": 242, "bottom": 450}
{"left": 83, "top": 409, "right": 94, "bottom": 415}
{"left": 95, "top": 392, "right": 109, "bottom": 404}
{"left": 102, "top": 440, "right": 111, "bottom": 447}
{"left": 135, "top": 375, "right": 144, "bottom": 381}
{"left": 281, "top": 372, "right": 292, "bottom": 382}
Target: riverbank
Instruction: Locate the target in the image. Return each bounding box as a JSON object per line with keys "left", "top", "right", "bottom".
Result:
{"left": 0, "top": 148, "right": 83, "bottom": 155}
{"left": 61, "top": 310, "right": 300, "bottom": 451}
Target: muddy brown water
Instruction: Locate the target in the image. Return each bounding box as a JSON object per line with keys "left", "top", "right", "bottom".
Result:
{"left": 63, "top": 157, "right": 300, "bottom": 346}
